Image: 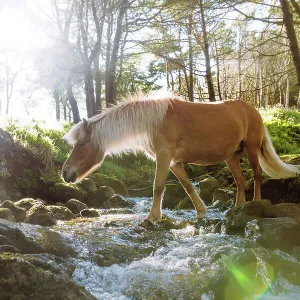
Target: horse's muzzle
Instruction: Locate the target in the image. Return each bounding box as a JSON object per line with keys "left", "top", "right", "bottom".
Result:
{"left": 62, "top": 170, "right": 77, "bottom": 183}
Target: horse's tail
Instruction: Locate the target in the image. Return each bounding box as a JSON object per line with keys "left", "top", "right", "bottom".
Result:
{"left": 258, "top": 126, "right": 300, "bottom": 178}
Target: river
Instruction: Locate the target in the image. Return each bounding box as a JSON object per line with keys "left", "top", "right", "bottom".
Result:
{"left": 53, "top": 197, "right": 300, "bottom": 299}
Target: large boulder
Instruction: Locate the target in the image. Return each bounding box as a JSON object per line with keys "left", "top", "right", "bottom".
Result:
{"left": 0, "top": 219, "right": 75, "bottom": 257}
{"left": 0, "top": 254, "right": 96, "bottom": 300}
{"left": 65, "top": 199, "right": 88, "bottom": 214}
{"left": 0, "top": 200, "right": 26, "bottom": 222}
{"left": 47, "top": 206, "right": 75, "bottom": 221}
{"left": 0, "top": 208, "right": 15, "bottom": 222}
{"left": 0, "top": 219, "right": 44, "bottom": 254}
{"left": 0, "top": 129, "right": 46, "bottom": 201}
{"left": 264, "top": 203, "right": 300, "bottom": 223}
{"left": 24, "top": 204, "right": 57, "bottom": 226}
{"left": 198, "top": 177, "right": 220, "bottom": 204}
{"left": 245, "top": 217, "right": 300, "bottom": 251}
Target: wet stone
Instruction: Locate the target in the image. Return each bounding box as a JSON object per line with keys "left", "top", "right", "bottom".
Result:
{"left": 80, "top": 209, "right": 100, "bottom": 218}
{"left": 65, "top": 199, "right": 88, "bottom": 214}
{"left": 24, "top": 204, "right": 57, "bottom": 226}
{"left": 0, "top": 208, "right": 16, "bottom": 222}
{"left": 47, "top": 205, "right": 75, "bottom": 221}
{"left": 245, "top": 217, "right": 300, "bottom": 251}
{"left": 0, "top": 200, "right": 26, "bottom": 222}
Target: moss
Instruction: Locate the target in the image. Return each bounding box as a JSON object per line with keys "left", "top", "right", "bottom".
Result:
{"left": 52, "top": 183, "right": 87, "bottom": 203}
{"left": 89, "top": 173, "right": 129, "bottom": 196}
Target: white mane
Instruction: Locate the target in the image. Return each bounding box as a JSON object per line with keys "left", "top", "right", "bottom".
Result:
{"left": 64, "top": 93, "right": 179, "bottom": 155}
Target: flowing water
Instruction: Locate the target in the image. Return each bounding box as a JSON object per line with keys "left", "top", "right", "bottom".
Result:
{"left": 53, "top": 197, "right": 300, "bottom": 300}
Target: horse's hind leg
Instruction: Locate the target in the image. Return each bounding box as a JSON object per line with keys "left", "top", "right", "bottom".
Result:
{"left": 225, "top": 152, "right": 246, "bottom": 207}
{"left": 146, "top": 150, "right": 172, "bottom": 223}
{"left": 246, "top": 149, "right": 262, "bottom": 201}
{"left": 170, "top": 163, "right": 206, "bottom": 219}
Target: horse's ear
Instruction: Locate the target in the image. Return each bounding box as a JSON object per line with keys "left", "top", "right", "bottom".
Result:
{"left": 82, "top": 118, "right": 92, "bottom": 134}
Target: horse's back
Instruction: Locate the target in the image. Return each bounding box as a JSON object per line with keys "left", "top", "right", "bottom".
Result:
{"left": 159, "top": 99, "right": 264, "bottom": 164}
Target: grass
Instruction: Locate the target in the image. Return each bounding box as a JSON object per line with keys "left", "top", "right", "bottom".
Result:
{"left": 260, "top": 108, "right": 300, "bottom": 155}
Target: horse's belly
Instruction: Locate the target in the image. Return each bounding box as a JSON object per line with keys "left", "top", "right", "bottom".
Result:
{"left": 173, "top": 139, "right": 239, "bottom": 165}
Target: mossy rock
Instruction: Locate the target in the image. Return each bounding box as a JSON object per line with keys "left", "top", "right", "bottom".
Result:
{"left": 101, "top": 195, "right": 133, "bottom": 209}
{"left": 198, "top": 177, "right": 220, "bottom": 204}
{"left": 47, "top": 206, "right": 75, "bottom": 221}
{"left": 14, "top": 198, "right": 44, "bottom": 211}
{"left": 0, "top": 254, "right": 96, "bottom": 300}
{"left": 89, "top": 174, "right": 129, "bottom": 197}
{"left": 264, "top": 203, "right": 300, "bottom": 223}
{"left": 78, "top": 178, "right": 97, "bottom": 192}
{"left": 37, "top": 229, "right": 76, "bottom": 257}
{"left": 129, "top": 185, "right": 153, "bottom": 198}
{"left": 24, "top": 204, "right": 57, "bottom": 226}
{"left": 65, "top": 199, "right": 88, "bottom": 214}
{"left": 175, "top": 196, "right": 194, "bottom": 210}
{"left": 52, "top": 183, "right": 87, "bottom": 203}
{"left": 224, "top": 207, "right": 256, "bottom": 234}
{"left": 0, "top": 200, "right": 26, "bottom": 222}
{"left": 212, "top": 188, "right": 235, "bottom": 204}
{"left": 242, "top": 199, "right": 272, "bottom": 218}
{"left": 245, "top": 217, "right": 300, "bottom": 251}
{"left": 163, "top": 183, "right": 186, "bottom": 209}
{"left": 0, "top": 208, "right": 15, "bottom": 222}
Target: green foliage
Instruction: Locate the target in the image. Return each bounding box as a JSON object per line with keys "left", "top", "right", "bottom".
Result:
{"left": 5, "top": 119, "right": 71, "bottom": 165}
{"left": 99, "top": 153, "right": 156, "bottom": 187}
{"left": 261, "top": 108, "right": 300, "bottom": 155}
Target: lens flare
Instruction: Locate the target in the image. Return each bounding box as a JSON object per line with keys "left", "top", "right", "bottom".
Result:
{"left": 223, "top": 256, "right": 275, "bottom": 300}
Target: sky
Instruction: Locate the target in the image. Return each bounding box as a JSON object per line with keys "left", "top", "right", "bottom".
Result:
{"left": 0, "top": 0, "right": 57, "bottom": 124}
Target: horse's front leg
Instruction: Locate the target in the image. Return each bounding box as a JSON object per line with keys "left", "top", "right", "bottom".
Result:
{"left": 146, "top": 150, "right": 172, "bottom": 223}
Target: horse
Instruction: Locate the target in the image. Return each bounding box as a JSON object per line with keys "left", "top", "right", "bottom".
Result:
{"left": 62, "top": 94, "right": 300, "bottom": 224}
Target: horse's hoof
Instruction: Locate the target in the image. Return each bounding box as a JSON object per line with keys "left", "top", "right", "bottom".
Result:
{"left": 138, "top": 219, "right": 155, "bottom": 228}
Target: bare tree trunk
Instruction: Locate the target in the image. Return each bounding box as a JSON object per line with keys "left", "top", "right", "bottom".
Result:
{"left": 91, "top": 0, "right": 107, "bottom": 113}
{"left": 188, "top": 13, "right": 194, "bottom": 102}
{"left": 214, "top": 38, "right": 222, "bottom": 101}
{"left": 285, "top": 76, "right": 289, "bottom": 109}
{"left": 106, "top": 0, "right": 128, "bottom": 106}
{"left": 66, "top": 77, "right": 80, "bottom": 123}
{"left": 199, "top": 0, "right": 216, "bottom": 101}
{"left": 105, "top": 6, "right": 113, "bottom": 108}
{"left": 53, "top": 81, "right": 61, "bottom": 121}
{"left": 280, "top": 0, "right": 300, "bottom": 88}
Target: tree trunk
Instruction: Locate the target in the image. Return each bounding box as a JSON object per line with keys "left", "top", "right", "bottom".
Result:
{"left": 66, "top": 77, "right": 80, "bottom": 123}
{"left": 280, "top": 0, "right": 300, "bottom": 87}
{"left": 53, "top": 82, "right": 61, "bottom": 121}
{"left": 199, "top": 0, "right": 216, "bottom": 101}
{"left": 188, "top": 13, "right": 194, "bottom": 102}
{"left": 285, "top": 76, "right": 289, "bottom": 109}
{"left": 106, "top": 0, "right": 128, "bottom": 106}
{"left": 105, "top": 6, "right": 113, "bottom": 108}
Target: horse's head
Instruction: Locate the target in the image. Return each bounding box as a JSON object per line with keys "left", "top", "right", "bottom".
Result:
{"left": 62, "top": 119, "right": 104, "bottom": 183}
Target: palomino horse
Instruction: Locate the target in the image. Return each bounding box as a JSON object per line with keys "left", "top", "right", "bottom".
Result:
{"left": 62, "top": 95, "right": 299, "bottom": 223}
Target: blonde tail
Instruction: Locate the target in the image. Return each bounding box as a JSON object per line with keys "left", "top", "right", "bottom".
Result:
{"left": 258, "top": 126, "right": 300, "bottom": 178}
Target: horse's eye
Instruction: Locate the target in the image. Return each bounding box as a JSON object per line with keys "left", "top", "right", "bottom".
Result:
{"left": 78, "top": 142, "right": 85, "bottom": 147}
